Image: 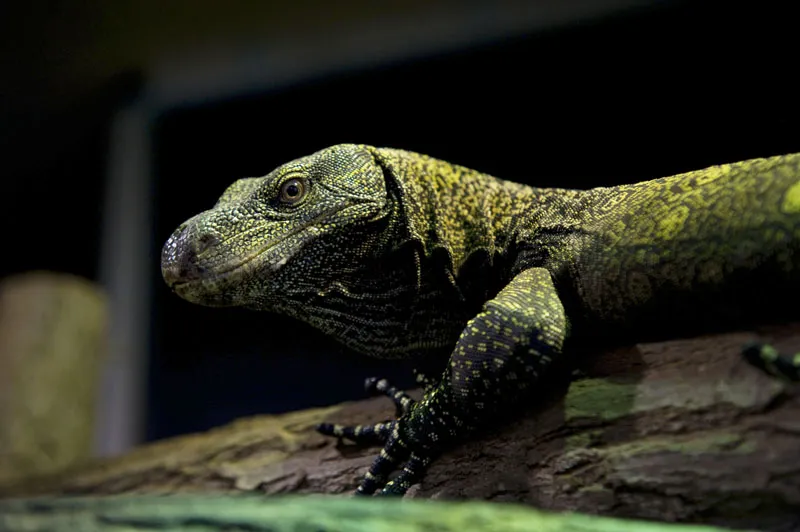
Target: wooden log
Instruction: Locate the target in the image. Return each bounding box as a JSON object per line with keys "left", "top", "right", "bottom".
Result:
{"left": 0, "top": 322, "right": 798, "bottom": 530}
{"left": 0, "top": 272, "right": 107, "bottom": 484}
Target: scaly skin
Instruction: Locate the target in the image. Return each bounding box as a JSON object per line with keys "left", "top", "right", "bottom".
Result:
{"left": 161, "top": 145, "right": 800, "bottom": 495}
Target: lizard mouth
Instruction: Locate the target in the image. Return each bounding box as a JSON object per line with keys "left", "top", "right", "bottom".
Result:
{"left": 174, "top": 217, "right": 315, "bottom": 285}
{"left": 167, "top": 231, "right": 311, "bottom": 307}
{"left": 167, "top": 201, "right": 383, "bottom": 305}
{"left": 169, "top": 210, "right": 329, "bottom": 289}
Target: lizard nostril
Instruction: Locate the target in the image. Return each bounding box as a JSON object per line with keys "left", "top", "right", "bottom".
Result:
{"left": 196, "top": 233, "right": 218, "bottom": 254}
{"left": 161, "top": 222, "right": 213, "bottom": 285}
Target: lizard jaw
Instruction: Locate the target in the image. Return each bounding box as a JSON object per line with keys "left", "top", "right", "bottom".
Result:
{"left": 161, "top": 204, "right": 359, "bottom": 307}
{"left": 163, "top": 195, "right": 387, "bottom": 307}
{"left": 163, "top": 228, "right": 316, "bottom": 308}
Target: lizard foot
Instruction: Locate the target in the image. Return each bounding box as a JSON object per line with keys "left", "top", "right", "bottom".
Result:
{"left": 317, "top": 377, "right": 438, "bottom": 496}
{"left": 742, "top": 341, "right": 800, "bottom": 382}
{"left": 316, "top": 377, "right": 415, "bottom": 444}
{"left": 349, "top": 410, "right": 438, "bottom": 496}
{"left": 376, "top": 451, "right": 433, "bottom": 496}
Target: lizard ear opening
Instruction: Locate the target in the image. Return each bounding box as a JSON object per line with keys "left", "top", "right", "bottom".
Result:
{"left": 366, "top": 146, "right": 405, "bottom": 204}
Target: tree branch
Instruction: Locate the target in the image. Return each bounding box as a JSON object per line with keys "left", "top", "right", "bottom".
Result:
{"left": 1, "top": 324, "right": 798, "bottom": 530}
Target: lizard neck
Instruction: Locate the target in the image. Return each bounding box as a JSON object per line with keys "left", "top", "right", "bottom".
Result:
{"left": 278, "top": 149, "right": 590, "bottom": 360}
{"left": 373, "top": 148, "right": 588, "bottom": 291}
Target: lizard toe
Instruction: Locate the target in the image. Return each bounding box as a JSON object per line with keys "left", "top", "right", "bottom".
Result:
{"left": 363, "top": 376, "right": 416, "bottom": 417}
{"left": 356, "top": 433, "right": 410, "bottom": 496}
{"left": 377, "top": 452, "right": 433, "bottom": 496}
{"left": 316, "top": 420, "right": 396, "bottom": 444}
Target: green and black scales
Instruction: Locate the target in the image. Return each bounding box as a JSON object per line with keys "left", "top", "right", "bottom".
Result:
{"left": 162, "top": 145, "right": 800, "bottom": 495}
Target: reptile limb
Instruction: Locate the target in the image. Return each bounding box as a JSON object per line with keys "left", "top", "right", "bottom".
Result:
{"left": 333, "top": 267, "right": 567, "bottom": 495}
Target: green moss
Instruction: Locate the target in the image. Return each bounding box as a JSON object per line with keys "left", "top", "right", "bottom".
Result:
{"left": 565, "top": 379, "right": 637, "bottom": 422}
{"left": 565, "top": 429, "right": 604, "bottom": 451}
{"left": 606, "top": 432, "right": 754, "bottom": 458}
{"left": 0, "top": 493, "right": 743, "bottom": 532}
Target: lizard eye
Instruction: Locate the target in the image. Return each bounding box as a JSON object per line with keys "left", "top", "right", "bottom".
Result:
{"left": 279, "top": 178, "right": 308, "bottom": 204}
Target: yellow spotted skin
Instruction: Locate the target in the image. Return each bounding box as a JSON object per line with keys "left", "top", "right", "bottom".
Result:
{"left": 162, "top": 145, "right": 800, "bottom": 496}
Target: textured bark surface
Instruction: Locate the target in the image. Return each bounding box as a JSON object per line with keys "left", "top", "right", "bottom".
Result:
{"left": 0, "top": 272, "right": 107, "bottom": 485}
{"left": 1, "top": 324, "right": 798, "bottom": 531}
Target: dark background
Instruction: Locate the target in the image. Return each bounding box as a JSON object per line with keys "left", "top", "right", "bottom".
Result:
{"left": 2, "top": 0, "right": 798, "bottom": 444}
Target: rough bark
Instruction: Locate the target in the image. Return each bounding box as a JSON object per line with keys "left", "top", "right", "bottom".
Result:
{"left": 0, "top": 323, "right": 798, "bottom": 531}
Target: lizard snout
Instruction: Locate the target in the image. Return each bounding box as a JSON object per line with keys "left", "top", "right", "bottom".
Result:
{"left": 161, "top": 222, "right": 211, "bottom": 287}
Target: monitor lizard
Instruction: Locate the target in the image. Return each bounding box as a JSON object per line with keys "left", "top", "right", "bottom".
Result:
{"left": 161, "top": 145, "right": 800, "bottom": 496}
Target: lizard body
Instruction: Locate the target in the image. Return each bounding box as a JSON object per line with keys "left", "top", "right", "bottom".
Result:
{"left": 162, "top": 145, "right": 800, "bottom": 495}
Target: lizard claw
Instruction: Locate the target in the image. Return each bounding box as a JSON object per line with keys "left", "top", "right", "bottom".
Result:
{"left": 355, "top": 432, "right": 410, "bottom": 495}
{"left": 315, "top": 376, "right": 416, "bottom": 445}
{"left": 317, "top": 376, "right": 435, "bottom": 496}
{"left": 354, "top": 416, "right": 438, "bottom": 496}
{"left": 364, "top": 376, "right": 417, "bottom": 417}
{"left": 376, "top": 452, "right": 433, "bottom": 496}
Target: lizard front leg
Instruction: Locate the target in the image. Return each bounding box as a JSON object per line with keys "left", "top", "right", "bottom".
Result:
{"left": 319, "top": 267, "right": 568, "bottom": 496}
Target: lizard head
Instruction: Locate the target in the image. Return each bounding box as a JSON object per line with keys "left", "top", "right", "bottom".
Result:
{"left": 161, "top": 144, "right": 394, "bottom": 309}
